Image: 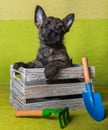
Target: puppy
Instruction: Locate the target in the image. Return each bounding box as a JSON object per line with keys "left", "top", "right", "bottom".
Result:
{"left": 13, "top": 5, "right": 75, "bottom": 80}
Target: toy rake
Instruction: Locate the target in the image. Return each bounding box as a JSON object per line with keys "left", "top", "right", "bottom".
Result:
{"left": 15, "top": 107, "right": 71, "bottom": 129}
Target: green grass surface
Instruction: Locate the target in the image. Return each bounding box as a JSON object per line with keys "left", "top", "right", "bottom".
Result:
{"left": 0, "top": 85, "right": 108, "bottom": 130}
{"left": 0, "top": 19, "right": 108, "bottom": 86}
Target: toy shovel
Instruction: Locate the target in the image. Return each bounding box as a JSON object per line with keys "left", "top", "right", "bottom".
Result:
{"left": 81, "top": 57, "right": 104, "bottom": 121}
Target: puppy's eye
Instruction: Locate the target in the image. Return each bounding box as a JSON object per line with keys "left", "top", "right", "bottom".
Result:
{"left": 59, "top": 25, "right": 63, "bottom": 30}
{"left": 44, "top": 23, "right": 49, "bottom": 29}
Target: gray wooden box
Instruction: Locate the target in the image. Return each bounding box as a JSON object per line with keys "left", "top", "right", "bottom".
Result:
{"left": 10, "top": 65, "right": 95, "bottom": 110}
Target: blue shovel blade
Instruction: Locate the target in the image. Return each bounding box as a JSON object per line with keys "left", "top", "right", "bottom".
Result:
{"left": 82, "top": 92, "right": 105, "bottom": 122}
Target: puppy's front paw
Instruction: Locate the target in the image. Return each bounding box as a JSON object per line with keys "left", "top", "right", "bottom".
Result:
{"left": 13, "top": 62, "right": 25, "bottom": 70}
{"left": 44, "top": 63, "right": 57, "bottom": 80}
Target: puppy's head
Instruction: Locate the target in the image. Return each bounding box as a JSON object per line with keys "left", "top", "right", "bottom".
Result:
{"left": 35, "top": 5, "right": 74, "bottom": 46}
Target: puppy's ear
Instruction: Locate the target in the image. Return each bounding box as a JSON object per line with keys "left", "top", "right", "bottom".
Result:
{"left": 34, "top": 5, "right": 47, "bottom": 28}
{"left": 63, "top": 14, "right": 74, "bottom": 32}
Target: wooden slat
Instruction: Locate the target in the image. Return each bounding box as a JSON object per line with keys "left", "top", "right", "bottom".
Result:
{"left": 23, "top": 66, "right": 95, "bottom": 82}
{"left": 10, "top": 95, "right": 24, "bottom": 110}
{"left": 10, "top": 65, "right": 95, "bottom": 83}
{"left": 10, "top": 79, "right": 26, "bottom": 103}
{"left": 11, "top": 77, "right": 92, "bottom": 99}
{"left": 24, "top": 83, "right": 86, "bottom": 99}
{"left": 26, "top": 98, "right": 84, "bottom": 110}
{"left": 10, "top": 94, "right": 84, "bottom": 110}
{"left": 11, "top": 76, "right": 94, "bottom": 99}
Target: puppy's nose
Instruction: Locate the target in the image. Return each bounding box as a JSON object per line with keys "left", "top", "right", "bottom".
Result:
{"left": 45, "top": 30, "right": 57, "bottom": 40}
{"left": 49, "top": 31, "right": 57, "bottom": 38}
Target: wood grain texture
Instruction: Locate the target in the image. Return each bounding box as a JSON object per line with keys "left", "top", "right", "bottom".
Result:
{"left": 10, "top": 65, "right": 95, "bottom": 110}
{"left": 10, "top": 65, "right": 95, "bottom": 84}
{"left": 10, "top": 94, "right": 84, "bottom": 110}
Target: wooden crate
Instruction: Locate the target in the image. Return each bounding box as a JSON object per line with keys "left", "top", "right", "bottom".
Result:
{"left": 10, "top": 65, "right": 95, "bottom": 110}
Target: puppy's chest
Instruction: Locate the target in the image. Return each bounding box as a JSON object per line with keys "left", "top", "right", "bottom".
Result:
{"left": 39, "top": 47, "right": 65, "bottom": 61}
{"left": 40, "top": 47, "right": 55, "bottom": 58}
{"left": 40, "top": 47, "right": 54, "bottom": 58}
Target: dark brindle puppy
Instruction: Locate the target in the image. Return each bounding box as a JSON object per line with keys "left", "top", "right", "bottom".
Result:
{"left": 13, "top": 5, "right": 75, "bottom": 80}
